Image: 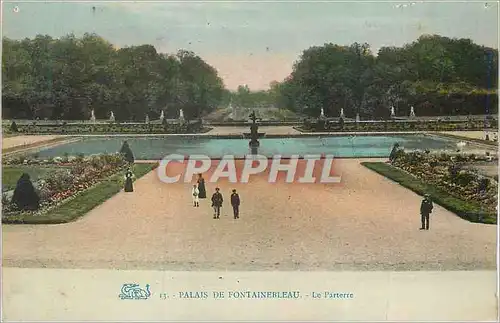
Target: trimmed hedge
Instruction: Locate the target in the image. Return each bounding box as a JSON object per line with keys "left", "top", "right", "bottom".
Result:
{"left": 361, "top": 162, "right": 497, "bottom": 224}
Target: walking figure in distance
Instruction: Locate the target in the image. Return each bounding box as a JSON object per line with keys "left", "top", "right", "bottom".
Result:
{"left": 420, "top": 194, "right": 434, "bottom": 230}
{"left": 192, "top": 184, "right": 199, "bottom": 207}
{"left": 211, "top": 187, "right": 223, "bottom": 219}
{"left": 231, "top": 189, "right": 240, "bottom": 219}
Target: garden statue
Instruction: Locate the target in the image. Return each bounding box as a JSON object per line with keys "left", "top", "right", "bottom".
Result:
{"left": 179, "top": 109, "right": 185, "bottom": 120}
{"left": 124, "top": 169, "right": 134, "bottom": 192}
{"left": 120, "top": 141, "right": 135, "bottom": 163}
{"left": 145, "top": 114, "right": 150, "bottom": 124}
{"left": 409, "top": 106, "right": 415, "bottom": 118}
{"left": 340, "top": 108, "right": 345, "bottom": 119}
{"left": 356, "top": 113, "right": 360, "bottom": 122}
{"left": 11, "top": 173, "right": 40, "bottom": 210}
{"left": 320, "top": 108, "right": 325, "bottom": 119}
{"left": 390, "top": 106, "right": 395, "bottom": 117}
{"left": 109, "top": 111, "right": 115, "bottom": 122}
{"left": 90, "top": 109, "right": 96, "bottom": 123}
{"left": 249, "top": 111, "right": 260, "bottom": 149}
{"left": 159, "top": 110, "right": 165, "bottom": 123}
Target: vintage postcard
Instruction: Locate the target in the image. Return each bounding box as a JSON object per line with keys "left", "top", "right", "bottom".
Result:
{"left": 1, "top": 0, "right": 498, "bottom": 321}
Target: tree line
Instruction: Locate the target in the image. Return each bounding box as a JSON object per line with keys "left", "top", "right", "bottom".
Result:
{"left": 230, "top": 34, "right": 498, "bottom": 119}
{"left": 2, "top": 33, "right": 229, "bottom": 121}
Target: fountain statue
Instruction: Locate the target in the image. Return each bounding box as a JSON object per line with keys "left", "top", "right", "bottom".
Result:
{"left": 390, "top": 106, "right": 395, "bottom": 117}
{"left": 109, "top": 111, "right": 115, "bottom": 122}
{"left": 145, "top": 114, "right": 150, "bottom": 124}
{"left": 320, "top": 108, "right": 325, "bottom": 119}
{"left": 179, "top": 109, "right": 185, "bottom": 120}
{"left": 90, "top": 109, "right": 96, "bottom": 123}
{"left": 340, "top": 108, "right": 345, "bottom": 119}
{"left": 159, "top": 110, "right": 164, "bottom": 122}
{"left": 356, "top": 113, "right": 360, "bottom": 122}
{"left": 409, "top": 106, "right": 415, "bottom": 118}
{"left": 248, "top": 111, "right": 260, "bottom": 153}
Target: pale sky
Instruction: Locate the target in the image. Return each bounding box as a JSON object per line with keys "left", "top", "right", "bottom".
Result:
{"left": 2, "top": 1, "right": 499, "bottom": 90}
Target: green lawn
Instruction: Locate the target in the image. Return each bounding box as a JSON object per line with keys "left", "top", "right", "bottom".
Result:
{"left": 2, "top": 166, "right": 66, "bottom": 191}
{"left": 361, "top": 162, "right": 497, "bottom": 225}
{"left": 3, "top": 163, "right": 156, "bottom": 224}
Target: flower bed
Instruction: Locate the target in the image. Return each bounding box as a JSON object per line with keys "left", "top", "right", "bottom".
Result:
{"left": 390, "top": 150, "right": 498, "bottom": 215}
{"left": 2, "top": 153, "right": 130, "bottom": 218}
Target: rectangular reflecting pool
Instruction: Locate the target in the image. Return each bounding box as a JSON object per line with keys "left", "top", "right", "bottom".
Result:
{"left": 31, "top": 134, "right": 473, "bottom": 159}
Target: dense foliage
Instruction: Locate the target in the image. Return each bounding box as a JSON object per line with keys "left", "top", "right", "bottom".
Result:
{"left": 269, "top": 35, "right": 499, "bottom": 118}
{"left": 2, "top": 34, "right": 226, "bottom": 121}
{"left": 390, "top": 150, "right": 498, "bottom": 214}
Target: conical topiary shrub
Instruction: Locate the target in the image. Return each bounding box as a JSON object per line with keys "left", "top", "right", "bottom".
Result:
{"left": 10, "top": 121, "right": 18, "bottom": 132}
{"left": 11, "top": 173, "right": 40, "bottom": 211}
{"left": 119, "top": 141, "right": 135, "bottom": 163}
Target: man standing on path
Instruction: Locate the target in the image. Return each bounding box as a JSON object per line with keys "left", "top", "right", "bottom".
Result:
{"left": 231, "top": 189, "right": 240, "bottom": 219}
{"left": 211, "top": 187, "right": 223, "bottom": 219}
{"left": 420, "top": 194, "right": 434, "bottom": 230}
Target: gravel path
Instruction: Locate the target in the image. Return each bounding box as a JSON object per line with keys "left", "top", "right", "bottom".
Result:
{"left": 2, "top": 159, "right": 496, "bottom": 271}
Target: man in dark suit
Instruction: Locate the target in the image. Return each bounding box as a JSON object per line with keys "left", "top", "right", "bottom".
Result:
{"left": 420, "top": 194, "right": 434, "bottom": 230}
{"left": 230, "top": 189, "right": 240, "bottom": 219}
{"left": 211, "top": 187, "right": 223, "bottom": 219}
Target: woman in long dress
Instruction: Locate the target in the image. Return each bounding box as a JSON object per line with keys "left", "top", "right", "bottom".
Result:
{"left": 197, "top": 173, "right": 206, "bottom": 199}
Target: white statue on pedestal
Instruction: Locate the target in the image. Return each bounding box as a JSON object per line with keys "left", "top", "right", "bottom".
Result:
{"left": 159, "top": 110, "right": 164, "bottom": 122}
{"left": 409, "top": 106, "right": 415, "bottom": 118}
{"left": 90, "top": 109, "right": 96, "bottom": 123}
{"left": 145, "top": 114, "right": 150, "bottom": 124}
{"left": 179, "top": 109, "right": 185, "bottom": 120}
{"left": 390, "top": 106, "right": 395, "bottom": 117}
{"left": 320, "top": 108, "right": 325, "bottom": 119}
{"left": 340, "top": 108, "right": 345, "bottom": 119}
{"left": 109, "top": 111, "right": 115, "bottom": 122}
